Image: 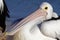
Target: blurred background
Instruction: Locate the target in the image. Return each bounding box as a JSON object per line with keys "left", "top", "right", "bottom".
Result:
{"left": 5, "top": 0, "right": 60, "bottom": 32}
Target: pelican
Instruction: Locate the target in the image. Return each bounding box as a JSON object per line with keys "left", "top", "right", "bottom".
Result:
{"left": 40, "top": 2, "right": 60, "bottom": 40}
{"left": 0, "top": 0, "right": 9, "bottom": 33}
{"left": 0, "top": 0, "right": 9, "bottom": 40}
{"left": 6, "top": 2, "right": 57, "bottom": 40}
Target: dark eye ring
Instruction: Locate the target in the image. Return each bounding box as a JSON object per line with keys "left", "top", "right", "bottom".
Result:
{"left": 45, "top": 7, "right": 48, "bottom": 10}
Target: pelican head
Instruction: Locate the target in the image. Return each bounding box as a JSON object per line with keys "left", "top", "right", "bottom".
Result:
{"left": 40, "top": 2, "right": 58, "bottom": 19}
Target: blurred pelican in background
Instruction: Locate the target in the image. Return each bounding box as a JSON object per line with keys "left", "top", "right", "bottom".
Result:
{"left": 0, "top": 0, "right": 10, "bottom": 33}
{"left": 0, "top": 0, "right": 10, "bottom": 40}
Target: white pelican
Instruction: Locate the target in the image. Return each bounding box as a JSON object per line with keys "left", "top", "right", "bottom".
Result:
{"left": 6, "top": 2, "right": 57, "bottom": 40}
{"left": 40, "top": 2, "right": 60, "bottom": 40}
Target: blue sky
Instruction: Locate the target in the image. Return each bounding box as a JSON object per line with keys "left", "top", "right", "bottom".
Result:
{"left": 5, "top": 0, "right": 60, "bottom": 30}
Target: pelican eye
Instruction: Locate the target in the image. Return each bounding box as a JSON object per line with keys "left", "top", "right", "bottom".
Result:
{"left": 44, "top": 7, "right": 48, "bottom": 10}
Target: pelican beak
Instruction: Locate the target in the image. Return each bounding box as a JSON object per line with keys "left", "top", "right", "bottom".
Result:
{"left": 13, "top": 8, "right": 47, "bottom": 28}
{"left": 6, "top": 8, "right": 47, "bottom": 35}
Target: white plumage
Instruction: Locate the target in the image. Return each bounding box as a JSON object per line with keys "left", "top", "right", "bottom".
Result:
{"left": 13, "top": 19, "right": 56, "bottom": 40}
{"left": 40, "top": 2, "right": 60, "bottom": 40}
{"left": 40, "top": 19, "right": 60, "bottom": 39}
